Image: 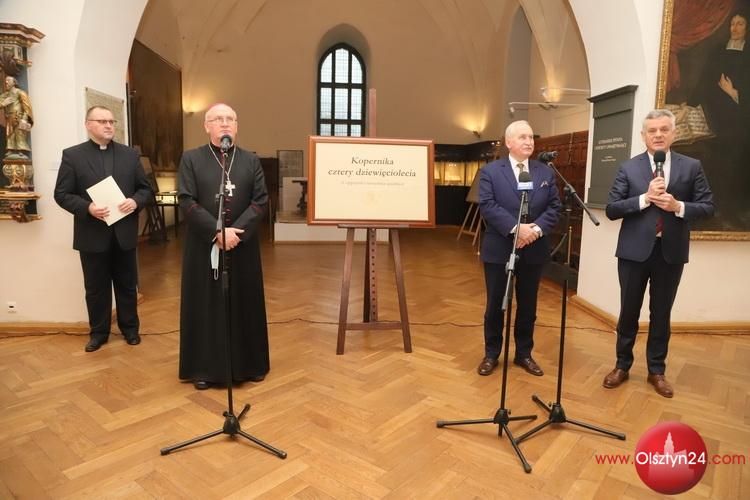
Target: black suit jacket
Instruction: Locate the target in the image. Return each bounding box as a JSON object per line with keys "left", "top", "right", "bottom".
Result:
{"left": 54, "top": 140, "right": 153, "bottom": 252}
{"left": 605, "top": 151, "right": 714, "bottom": 264}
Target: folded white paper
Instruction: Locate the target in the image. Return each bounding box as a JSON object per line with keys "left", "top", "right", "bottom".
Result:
{"left": 86, "top": 176, "right": 127, "bottom": 226}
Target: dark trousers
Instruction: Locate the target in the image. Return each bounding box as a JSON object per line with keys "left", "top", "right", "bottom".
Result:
{"left": 79, "top": 236, "right": 139, "bottom": 340}
{"left": 482, "top": 260, "right": 543, "bottom": 360}
{"left": 615, "top": 239, "right": 684, "bottom": 374}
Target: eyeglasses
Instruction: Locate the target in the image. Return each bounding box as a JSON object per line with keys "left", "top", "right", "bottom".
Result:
{"left": 87, "top": 119, "right": 117, "bottom": 126}
{"left": 206, "top": 116, "right": 237, "bottom": 124}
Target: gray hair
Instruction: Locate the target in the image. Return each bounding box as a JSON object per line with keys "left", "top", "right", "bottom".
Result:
{"left": 642, "top": 109, "right": 676, "bottom": 130}
{"left": 505, "top": 120, "right": 532, "bottom": 140}
{"left": 204, "top": 103, "right": 236, "bottom": 122}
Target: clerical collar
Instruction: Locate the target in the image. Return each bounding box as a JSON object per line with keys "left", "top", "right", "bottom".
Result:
{"left": 209, "top": 142, "right": 235, "bottom": 154}
{"left": 727, "top": 39, "right": 745, "bottom": 51}
{"left": 89, "top": 139, "right": 111, "bottom": 151}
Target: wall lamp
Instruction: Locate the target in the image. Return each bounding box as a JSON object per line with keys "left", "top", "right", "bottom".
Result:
{"left": 508, "top": 101, "right": 581, "bottom": 116}
{"left": 540, "top": 87, "right": 590, "bottom": 102}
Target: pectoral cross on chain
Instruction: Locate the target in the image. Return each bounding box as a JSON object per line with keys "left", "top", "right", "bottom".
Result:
{"left": 225, "top": 180, "right": 236, "bottom": 197}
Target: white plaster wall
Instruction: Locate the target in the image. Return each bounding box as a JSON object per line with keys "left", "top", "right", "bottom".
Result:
{"left": 134, "top": 0, "right": 182, "bottom": 67}
{"left": 570, "top": 0, "right": 750, "bottom": 322}
{"left": 523, "top": 0, "right": 590, "bottom": 136}
{"left": 0, "top": 0, "right": 147, "bottom": 323}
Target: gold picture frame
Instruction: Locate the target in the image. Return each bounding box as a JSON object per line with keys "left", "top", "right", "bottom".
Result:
{"left": 656, "top": 0, "right": 750, "bottom": 240}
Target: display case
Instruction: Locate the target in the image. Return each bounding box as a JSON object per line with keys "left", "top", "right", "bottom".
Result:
{"left": 432, "top": 141, "right": 504, "bottom": 224}
{"left": 433, "top": 160, "right": 481, "bottom": 186}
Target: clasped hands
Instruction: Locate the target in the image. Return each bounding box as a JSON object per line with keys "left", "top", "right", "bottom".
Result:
{"left": 647, "top": 177, "right": 680, "bottom": 212}
{"left": 515, "top": 223, "right": 540, "bottom": 248}
{"left": 88, "top": 198, "right": 137, "bottom": 221}
{"left": 215, "top": 227, "right": 245, "bottom": 251}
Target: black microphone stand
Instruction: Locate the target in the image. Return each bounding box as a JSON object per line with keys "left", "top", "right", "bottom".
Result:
{"left": 161, "top": 145, "right": 287, "bottom": 459}
{"left": 437, "top": 190, "right": 537, "bottom": 473}
{"left": 516, "top": 159, "right": 625, "bottom": 445}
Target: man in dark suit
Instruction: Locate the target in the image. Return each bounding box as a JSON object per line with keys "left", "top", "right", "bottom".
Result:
{"left": 477, "top": 120, "right": 561, "bottom": 376}
{"left": 603, "top": 109, "right": 714, "bottom": 398}
{"left": 54, "top": 106, "right": 153, "bottom": 352}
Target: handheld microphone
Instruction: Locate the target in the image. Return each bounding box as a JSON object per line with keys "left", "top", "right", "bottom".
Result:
{"left": 653, "top": 149, "right": 666, "bottom": 178}
{"left": 220, "top": 134, "right": 233, "bottom": 153}
{"left": 518, "top": 171, "right": 532, "bottom": 223}
{"left": 538, "top": 150, "right": 558, "bottom": 163}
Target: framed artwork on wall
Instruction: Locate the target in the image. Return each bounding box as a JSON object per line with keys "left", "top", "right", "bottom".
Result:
{"left": 657, "top": 0, "right": 750, "bottom": 240}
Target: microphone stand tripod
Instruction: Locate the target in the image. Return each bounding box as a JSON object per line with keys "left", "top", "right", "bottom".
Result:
{"left": 437, "top": 190, "right": 537, "bottom": 473}
{"left": 160, "top": 146, "right": 287, "bottom": 459}
{"left": 516, "top": 160, "right": 625, "bottom": 445}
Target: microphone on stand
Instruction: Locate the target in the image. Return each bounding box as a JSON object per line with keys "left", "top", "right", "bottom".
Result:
{"left": 538, "top": 151, "right": 558, "bottom": 163}
{"left": 220, "top": 134, "right": 233, "bottom": 153}
{"left": 518, "top": 170, "right": 533, "bottom": 223}
{"left": 653, "top": 149, "right": 666, "bottom": 178}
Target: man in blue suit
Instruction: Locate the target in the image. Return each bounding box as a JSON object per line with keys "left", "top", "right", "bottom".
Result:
{"left": 477, "top": 120, "right": 561, "bottom": 376}
{"left": 603, "top": 109, "right": 714, "bottom": 398}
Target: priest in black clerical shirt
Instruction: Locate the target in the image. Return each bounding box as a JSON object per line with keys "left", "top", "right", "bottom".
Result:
{"left": 177, "top": 103, "right": 270, "bottom": 390}
{"left": 54, "top": 105, "right": 152, "bottom": 352}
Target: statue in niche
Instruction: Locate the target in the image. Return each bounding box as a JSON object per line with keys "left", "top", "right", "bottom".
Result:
{"left": 0, "top": 75, "right": 33, "bottom": 159}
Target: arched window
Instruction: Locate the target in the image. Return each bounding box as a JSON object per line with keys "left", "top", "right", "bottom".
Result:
{"left": 317, "top": 43, "right": 366, "bottom": 137}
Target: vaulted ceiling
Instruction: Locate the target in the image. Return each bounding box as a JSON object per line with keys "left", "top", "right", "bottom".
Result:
{"left": 138, "top": 0, "right": 588, "bottom": 99}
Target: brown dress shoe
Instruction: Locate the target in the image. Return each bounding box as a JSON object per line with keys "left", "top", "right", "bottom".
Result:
{"left": 647, "top": 374, "right": 674, "bottom": 398}
{"left": 513, "top": 357, "right": 543, "bottom": 376}
{"left": 602, "top": 368, "right": 629, "bottom": 388}
{"left": 477, "top": 357, "right": 499, "bottom": 376}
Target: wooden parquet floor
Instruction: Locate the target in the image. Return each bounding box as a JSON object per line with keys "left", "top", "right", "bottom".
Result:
{"left": 1, "top": 226, "right": 749, "bottom": 499}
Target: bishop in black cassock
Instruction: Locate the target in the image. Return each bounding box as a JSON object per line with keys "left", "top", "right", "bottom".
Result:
{"left": 177, "top": 103, "right": 270, "bottom": 389}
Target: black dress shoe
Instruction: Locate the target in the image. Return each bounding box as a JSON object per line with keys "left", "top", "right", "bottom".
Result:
{"left": 124, "top": 334, "right": 141, "bottom": 345}
{"left": 248, "top": 374, "right": 266, "bottom": 382}
{"left": 514, "top": 357, "right": 544, "bottom": 376}
{"left": 84, "top": 338, "right": 107, "bottom": 352}
{"left": 193, "top": 380, "right": 211, "bottom": 390}
{"left": 477, "top": 357, "right": 499, "bottom": 376}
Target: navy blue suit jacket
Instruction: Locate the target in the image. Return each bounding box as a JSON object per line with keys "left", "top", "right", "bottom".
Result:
{"left": 606, "top": 151, "right": 714, "bottom": 264}
{"left": 479, "top": 157, "right": 561, "bottom": 265}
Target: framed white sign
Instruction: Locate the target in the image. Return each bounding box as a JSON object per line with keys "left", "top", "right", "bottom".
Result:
{"left": 308, "top": 136, "right": 435, "bottom": 227}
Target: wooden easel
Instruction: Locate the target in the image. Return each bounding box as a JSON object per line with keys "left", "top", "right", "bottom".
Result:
{"left": 456, "top": 170, "right": 483, "bottom": 248}
{"left": 141, "top": 203, "right": 168, "bottom": 243}
{"left": 456, "top": 203, "right": 482, "bottom": 246}
{"left": 311, "top": 90, "right": 431, "bottom": 354}
{"left": 138, "top": 156, "right": 168, "bottom": 243}
{"left": 336, "top": 225, "right": 412, "bottom": 355}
